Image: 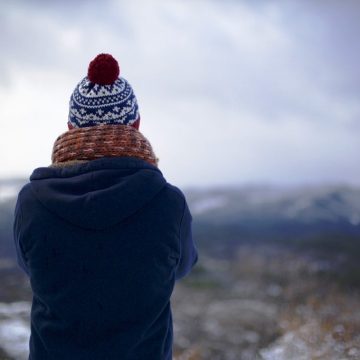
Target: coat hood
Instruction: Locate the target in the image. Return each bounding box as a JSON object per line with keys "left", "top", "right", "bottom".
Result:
{"left": 29, "top": 157, "right": 167, "bottom": 230}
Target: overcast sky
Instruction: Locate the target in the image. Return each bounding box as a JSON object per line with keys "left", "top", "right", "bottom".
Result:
{"left": 0, "top": 0, "right": 359, "bottom": 187}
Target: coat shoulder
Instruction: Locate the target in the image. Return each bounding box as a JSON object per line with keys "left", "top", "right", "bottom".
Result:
{"left": 16, "top": 182, "right": 32, "bottom": 203}
{"left": 160, "top": 183, "right": 188, "bottom": 211}
{"left": 163, "top": 183, "right": 186, "bottom": 202}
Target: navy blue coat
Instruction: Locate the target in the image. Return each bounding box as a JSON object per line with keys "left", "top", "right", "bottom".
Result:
{"left": 13, "top": 157, "right": 198, "bottom": 360}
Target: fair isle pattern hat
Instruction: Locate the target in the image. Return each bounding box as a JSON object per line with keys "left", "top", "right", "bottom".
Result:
{"left": 68, "top": 54, "right": 140, "bottom": 128}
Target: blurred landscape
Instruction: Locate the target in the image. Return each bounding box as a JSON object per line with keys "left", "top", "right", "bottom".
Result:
{"left": 1, "top": 180, "right": 360, "bottom": 359}
{"left": 2, "top": 0, "right": 360, "bottom": 359}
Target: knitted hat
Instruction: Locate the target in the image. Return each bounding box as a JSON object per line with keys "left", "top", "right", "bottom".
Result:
{"left": 68, "top": 54, "right": 140, "bottom": 128}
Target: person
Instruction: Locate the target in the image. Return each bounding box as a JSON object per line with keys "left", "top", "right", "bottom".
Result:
{"left": 13, "top": 53, "right": 198, "bottom": 360}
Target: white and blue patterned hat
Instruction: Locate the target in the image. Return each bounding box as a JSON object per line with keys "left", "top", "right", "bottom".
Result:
{"left": 68, "top": 54, "right": 140, "bottom": 128}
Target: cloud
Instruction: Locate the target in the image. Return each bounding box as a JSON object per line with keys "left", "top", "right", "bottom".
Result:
{"left": 0, "top": 0, "right": 359, "bottom": 185}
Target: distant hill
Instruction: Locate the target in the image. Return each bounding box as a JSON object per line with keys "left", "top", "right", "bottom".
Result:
{"left": 0, "top": 179, "right": 27, "bottom": 259}
{"left": 186, "top": 184, "right": 360, "bottom": 225}
{"left": 184, "top": 184, "right": 360, "bottom": 257}
{"left": 1, "top": 179, "right": 360, "bottom": 260}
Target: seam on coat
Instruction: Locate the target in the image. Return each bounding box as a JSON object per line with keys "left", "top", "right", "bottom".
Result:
{"left": 175, "top": 196, "right": 187, "bottom": 269}
{"left": 14, "top": 192, "right": 29, "bottom": 273}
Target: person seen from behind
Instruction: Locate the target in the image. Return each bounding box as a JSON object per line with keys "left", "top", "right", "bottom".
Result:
{"left": 13, "top": 53, "right": 198, "bottom": 360}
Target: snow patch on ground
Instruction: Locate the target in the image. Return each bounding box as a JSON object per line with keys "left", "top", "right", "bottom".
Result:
{"left": 0, "top": 302, "right": 31, "bottom": 360}
{"left": 190, "top": 196, "right": 227, "bottom": 215}
{"left": 260, "top": 320, "right": 360, "bottom": 360}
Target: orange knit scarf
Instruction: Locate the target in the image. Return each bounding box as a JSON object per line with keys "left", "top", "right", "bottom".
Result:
{"left": 51, "top": 125, "right": 158, "bottom": 167}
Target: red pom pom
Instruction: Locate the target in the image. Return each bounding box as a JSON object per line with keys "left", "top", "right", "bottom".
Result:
{"left": 87, "top": 54, "right": 120, "bottom": 85}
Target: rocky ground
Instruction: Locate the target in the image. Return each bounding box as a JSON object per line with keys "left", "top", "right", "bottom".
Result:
{"left": 172, "top": 245, "right": 360, "bottom": 359}
{"left": 0, "top": 245, "right": 360, "bottom": 360}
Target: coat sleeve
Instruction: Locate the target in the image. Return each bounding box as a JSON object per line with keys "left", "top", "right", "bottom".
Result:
{"left": 13, "top": 195, "right": 30, "bottom": 277}
{"left": 175, "top": 199, "right": 198, "bottom": 281}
